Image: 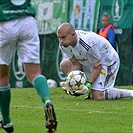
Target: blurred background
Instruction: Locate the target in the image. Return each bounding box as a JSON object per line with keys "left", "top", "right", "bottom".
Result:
{"left": 9, "top": 0, "right": 133, "bottom": 88}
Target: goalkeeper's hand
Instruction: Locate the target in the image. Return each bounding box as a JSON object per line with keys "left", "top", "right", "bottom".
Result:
{"left": 60, "top": 82, "right": 74, "bottom": 95}
{"left": 60, "top": 82, "right": 88, "bottom": 97}
{"left": 72, "top": 84, "right": 88, "bottom": 96}
{"left": 71, "top": 82, "right": 92, "bottom": 96}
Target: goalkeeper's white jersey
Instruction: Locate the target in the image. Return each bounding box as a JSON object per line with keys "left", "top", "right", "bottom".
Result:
{"left": 60, "top": 30, "right": 119, "bottom": 68}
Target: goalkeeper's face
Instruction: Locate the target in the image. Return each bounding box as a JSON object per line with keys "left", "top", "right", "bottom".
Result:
{"left": 57, "top": 23, "right": 77, "bottom": 47}
{"left": 57, "top": 31, "right": 77, "bottom": 47}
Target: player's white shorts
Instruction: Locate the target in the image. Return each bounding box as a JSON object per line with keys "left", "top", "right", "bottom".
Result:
{"left": 82, "top": 59, "right": 120, "bottom": 91}
{"left": 0, "top": 16, "right": 40, "bottom": 65}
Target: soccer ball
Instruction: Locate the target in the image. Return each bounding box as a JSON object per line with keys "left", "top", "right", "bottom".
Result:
{"left": 66, "top": 70, "right": 86, "bottom": 91}
{"left": 47, "top": 79, "right": 57, "bottom": 88}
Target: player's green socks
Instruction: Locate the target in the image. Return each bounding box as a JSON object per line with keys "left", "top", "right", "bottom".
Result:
{"left": 0, "top": 85, "right": 11, "bottom": 125}
{"left": 32, "top": 75, "right": 51, "bottom": 103}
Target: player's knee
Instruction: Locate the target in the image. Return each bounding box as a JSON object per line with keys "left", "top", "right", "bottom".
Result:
{"left": 26, "top": 73, "right": 40, "bottom": 83}
{"left": 60, "top": 59, "right": 72, "bottom": 74}
{"left": 90, "top": 90, "right": 105, "bottom": 100}
{"left": 0, "top": 76, "right": 9, "bottom": 86}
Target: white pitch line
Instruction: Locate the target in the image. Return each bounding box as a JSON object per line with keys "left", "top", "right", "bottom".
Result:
{"left": 12, "top": 105, "right": 133, "bottom": 116}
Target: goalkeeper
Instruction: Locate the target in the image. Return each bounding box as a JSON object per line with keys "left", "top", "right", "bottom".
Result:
{"left": 57, "top": 22, "right": 133, "bottom": 100}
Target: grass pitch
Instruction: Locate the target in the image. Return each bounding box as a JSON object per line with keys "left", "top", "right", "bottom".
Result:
{"left": 0, "top": 86, "right": 133, "bottom": 133}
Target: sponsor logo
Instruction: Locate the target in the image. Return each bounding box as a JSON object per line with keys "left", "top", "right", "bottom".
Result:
{"left": 76, "top": 58, "right": 87, "bottom": 61}
{"left": 12, "top": 51, "right": 25, "bottom": 87}
{"left": 100, "top": 71, "right": 107, "bottom": 76}
{"left": 11, "top": 0, "right": 26, "bottom": 6}
{"left": 112, "top": 0, "right": 124, "bottom": 21}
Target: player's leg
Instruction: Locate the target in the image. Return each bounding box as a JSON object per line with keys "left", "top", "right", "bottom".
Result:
{"left": 89, "top": 85, "right": 133, "bottom": 100}
{"left": 60, "top": 59, "right": 73, "bottom": 93}
{"left": 18, "top": 16, "right": 57, "bottom": 132}
{"left": 0, "top": 21, "right": 16, "bottom": 132}
{"left": 89, "top": 60, "right": 133, "bottom": 100}
{"left": 85, "top": 87, "right": 133, "bottom": 100}
{"left": 24, "top": 63, "right": 51, "bottom": 103}
{"left": 82, "top": 66, "right": 105, "bottom": 100}
{"left": 90, "top": 90, "right": 105, "bottom": 100}
{"left": 0, "top": 65, "right": 14, "bottom": 132}
{"left": 24, "top": 63, "right": 57, "bottom": 132}
{"left": 105, "top": 87, "right": 133, "bottom": 99}
{"left": 60, "top": 59, "right": 73, "bottom": 74}
{"left": 103, "top": 59, "right": 133, "bottom": 99}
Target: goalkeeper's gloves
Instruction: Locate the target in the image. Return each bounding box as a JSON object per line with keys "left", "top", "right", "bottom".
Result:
{"left": 60, "top": 82, "right": 73, "bottom": 95}
{"left": 81, "top": 82, "right": 92, "bottom": 100}
{"left": 60, "top": 82, "right": 88, "bottom": 97}
{"left": 72, "top": 85, "right": 88, "bottom": 96}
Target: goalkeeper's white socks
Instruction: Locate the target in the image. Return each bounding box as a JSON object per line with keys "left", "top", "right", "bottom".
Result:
{"left": 105, "top": 88, "right": 133, "bottom": 99}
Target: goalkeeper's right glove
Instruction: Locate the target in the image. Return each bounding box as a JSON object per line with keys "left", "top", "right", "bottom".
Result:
{"left": 60, "top": 82, "right": 73, "bottom": 95}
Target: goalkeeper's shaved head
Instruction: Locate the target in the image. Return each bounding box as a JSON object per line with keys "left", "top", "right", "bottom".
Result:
{"left": 57, "top": 22, "right": 77, "bottom": 47}
{"left": 57, "top": 22, "right": 75, "bottom": 35}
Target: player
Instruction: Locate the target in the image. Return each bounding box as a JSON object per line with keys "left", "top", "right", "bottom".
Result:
{"left": 57, "top": 22, "right": 133, "bottom": 100}
{"left": 0, "top": 0, "right": 57, "bottom": 132}
{"left": 98, "top": 13, "right": 116, "bottom": 50}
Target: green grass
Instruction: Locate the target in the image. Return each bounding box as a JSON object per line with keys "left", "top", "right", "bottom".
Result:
{"left": 0, "top": 86, "right": 133, "bottom": 133}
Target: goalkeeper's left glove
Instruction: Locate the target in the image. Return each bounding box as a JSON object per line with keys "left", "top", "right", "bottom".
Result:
{"left": 72, "top": 84, "right": 89, "bottom": 96}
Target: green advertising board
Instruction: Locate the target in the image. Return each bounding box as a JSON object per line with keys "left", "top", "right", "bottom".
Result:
{"left": 31, "top": 0, "right": 68, "bottom": 34}
{"left": 39, "top": 34, "right": 67, "bottom": 86}
{"left": 98, "top": 0, "right": 132, "bottom": 29}
{"left": 98, "top": 0, "right": 133, "bottom": 85}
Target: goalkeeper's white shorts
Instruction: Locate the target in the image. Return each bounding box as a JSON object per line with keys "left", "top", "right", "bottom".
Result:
{"left": 0, "top": 16, "right": 40, "bottom": 65}
{"left": 82, "top": 59, "right": 120, "bottom": 91}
